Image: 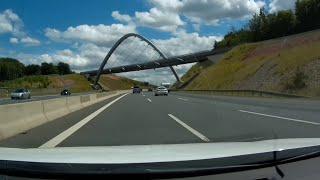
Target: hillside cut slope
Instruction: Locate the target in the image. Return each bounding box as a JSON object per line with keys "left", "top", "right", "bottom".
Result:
{"left": 98, "top": 74, "right": 150, "bottom": 90}
{"left": 182, "top": 30, "right": 320, "bottom": 97}
{"left": 0, "top": 74, "right": 92, "bottom": 97}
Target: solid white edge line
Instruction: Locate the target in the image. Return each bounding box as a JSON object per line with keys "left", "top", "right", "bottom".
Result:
{"left": 239, "top": 110, "right": 320, "bottom": 125}
{"left": 39, "top": 93, "right": 129, "bottom": 148}
{"left": 147, "top": 98, "right": 152, "bottom": 102}
{"left": 168, "top": 114, "right": 210, "bottom": 142}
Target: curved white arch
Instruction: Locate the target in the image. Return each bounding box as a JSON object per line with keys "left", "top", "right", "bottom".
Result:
{"left": 94, "top": 33, "right": 180, "bottom": 85}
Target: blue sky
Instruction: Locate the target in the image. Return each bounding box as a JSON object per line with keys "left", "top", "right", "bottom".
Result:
{"left": 0, "top": 0, "right": 295, "bottom": 83}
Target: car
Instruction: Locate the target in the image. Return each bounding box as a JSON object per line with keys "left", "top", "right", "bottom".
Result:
{"left": 148, "top": 88, "right": 153, "bottom": 92}
{"left": 132, "top": 86, "right": 141, "bottom": 94}
{"left": 61, "top": 89, "right": 71, "bottom": 96}
{"left": 154, "top": 86, "right": 168, "bottom": 96}
{"left": 11, "top": 89, "right": 31, "bottom": 100}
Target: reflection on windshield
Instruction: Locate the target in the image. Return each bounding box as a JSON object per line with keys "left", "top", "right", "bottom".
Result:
{"left": 0, "top": 0, "right": 320, "bottom": 179}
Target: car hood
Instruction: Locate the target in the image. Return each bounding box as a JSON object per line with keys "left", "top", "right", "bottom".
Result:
{"left": 1, "top": 138, "right": 320, "bottom": 164}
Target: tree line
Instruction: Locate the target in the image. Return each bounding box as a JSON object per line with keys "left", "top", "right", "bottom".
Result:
{"left": 215, "top": 0, "right": 320, "bottom": 48}
{"left": 0, "top": 57, "right": 72, "bottom": 81}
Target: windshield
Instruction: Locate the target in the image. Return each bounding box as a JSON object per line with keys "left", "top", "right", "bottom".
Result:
{"left": 14, "top": 89, "right": 24, "bottom": 93}
{"left": 0, "top": 0, "right": 320, "bottom": 179}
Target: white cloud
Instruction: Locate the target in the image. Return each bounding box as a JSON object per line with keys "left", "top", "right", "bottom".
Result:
{"left": 0, "top": 9, "right": 40, "bottom": 45}
{"left": 45, "top": 24, "right": 136, "bottom": 46}
{"left": 9, "top": 37, "right": 18, "bottom": 44}
{"left": 181, "top": 0, "right": 265, "bottom": 25}
{"left": 149, "top": 0, "right": 183, "bottom": 11}
{"left": 154, "top": 30, "right": 223, "bottom": 56}
{"left": 135, "top": 8, "right": 184, "bottom": 32}
{"left": 0, "top": 9, "right": 23, "bottom": 35}
{"left": 269, "top": 0, "right": 295, "bottom": 13}
{"left": 9, "top": 36, "right": 41, "bottom": 46}
{"left": 43, "top": 28, "right": 61, "bottom": 42}
{"left": 119, "top": 68, "right": 177, "bottom": 85}
{"left": 112, "top": 11, "right": 132, "bottom": 23}
{"left": 20, "top": 36, "right": 41, "bottom": 46}
{"left": 133, "top": 0, "right": 184, "bottom": 32}
{"left": 118, "top": 0, "right": 265, "bottom": 32}
{"left": 19, "top": 43, "right": 109, "bottom": 72}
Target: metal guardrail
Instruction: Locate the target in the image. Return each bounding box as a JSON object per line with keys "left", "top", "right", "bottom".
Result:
{"left": 171, "top": 89, "right": 307, "bottom": 98}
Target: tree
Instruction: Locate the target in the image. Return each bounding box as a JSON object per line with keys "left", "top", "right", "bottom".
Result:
{"left": 248, "top": 12, "right": 262, "bottom": 41}
{"left": 295, "top": 0, "right": 320, "bottom": 32}
{"left": 213, "top": 40, "right": 218, "bottom": 49}
{"left": 25, "top": 64, "right": 41, "bottom": 76}
{"left": 210, "top": 0, "right": 320, "bottom": 49}
{"left": 259, "top": 8, "right": 269, "bottom": 40}
{"left": 57, "top": 62, "right": 72, "bottom": 75}
{"left": 267, "top": 10, "right": 296, "bottom": 38}
{"left": 40, "top": 62, "right": 57, "bottom": 75}
{"left": 0, "top": 58, "right": 25, "bottom": 81}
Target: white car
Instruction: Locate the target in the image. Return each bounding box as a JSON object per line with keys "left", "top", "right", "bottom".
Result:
{"left": 11, "top": 89, "right": 31, "bottom": 100}
{"left": 154, "top": 86, "right": 168, "bottom": 96}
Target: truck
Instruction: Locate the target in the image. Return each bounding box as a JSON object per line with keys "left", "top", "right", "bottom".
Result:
{"left": 160, "top": 83, "right": 171, "bottom": 89}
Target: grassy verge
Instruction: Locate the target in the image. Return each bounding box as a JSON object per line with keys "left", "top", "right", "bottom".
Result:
{"left": 186, "top": 44, "right": 258, "bottom": 89}
{"left": 0, "top": 74, "right": 92, "bottom": 97}
{"left": 181, "top": 30, "right": 320, "bottom": 97}
{"left": 99, "top": 75, "right": 151, "bottom": 90}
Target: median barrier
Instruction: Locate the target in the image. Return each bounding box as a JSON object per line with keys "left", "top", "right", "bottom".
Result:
{"left": 0, "top": 101, "right": 47, "bottom": 140}
{"left": 42, "top": 98, "right": 69, "bottom": 121}
{"left": 0, "top": 90, "right": 128, "bottom": 141}
{"left": 66, "top": 96, "right": 83, "bottom": 112}
{"left": 88, "top": 94, "right": 98, "bottom": 105}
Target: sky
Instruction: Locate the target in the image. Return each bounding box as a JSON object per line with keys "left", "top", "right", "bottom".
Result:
{"left": 0, "top": 0, "right": 296, "bottom": 84}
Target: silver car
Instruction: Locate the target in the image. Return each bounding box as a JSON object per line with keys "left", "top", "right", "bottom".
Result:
{"left": 154, "top": 86, "right": 168, "bottom": 96}
{"left": 11, "top": 89, "right": 31, "bottom": 100}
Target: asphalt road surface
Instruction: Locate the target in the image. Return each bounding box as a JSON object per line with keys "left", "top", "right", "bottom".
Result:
{"left": 1, "top": 92, "right": 320, "bottom": 148}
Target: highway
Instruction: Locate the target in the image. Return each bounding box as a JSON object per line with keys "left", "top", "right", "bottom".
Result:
{"left": 1, "top": 92, "right": 320, "bottom": 148}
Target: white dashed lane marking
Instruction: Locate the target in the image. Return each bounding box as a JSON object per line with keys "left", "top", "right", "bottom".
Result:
{"left": 168, "top": 114, "right": 210, "bottom": 142}
{"left": 239, "top": 110, "right": 320, "bottom": 126}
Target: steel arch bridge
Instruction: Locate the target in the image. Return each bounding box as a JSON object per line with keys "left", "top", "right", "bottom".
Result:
{"left": 92, "top": 33, "right": 181, "bottom": 86}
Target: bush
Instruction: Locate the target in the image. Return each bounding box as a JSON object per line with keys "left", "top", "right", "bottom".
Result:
{"left": 1, "top": 76, "right": 51, "bottom": 89}
{"left": 285, "top": 68, "right": 308, "bottom": 90}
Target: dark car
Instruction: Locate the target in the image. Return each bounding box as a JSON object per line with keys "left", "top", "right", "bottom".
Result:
{"left": 61, "top": 89, "right": 71, "bottom": 96}
{"left": 148, "top": 88, "right": 153, "bottom": 92}
{"left": 132, "top": 86, "right": 141, "bottom": 94}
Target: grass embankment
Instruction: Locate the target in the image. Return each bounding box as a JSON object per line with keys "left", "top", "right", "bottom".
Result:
{"left": 99, "top": 75, "right": 151, "bottom": 90}
{"left": 181, "top": 30, "right": 320, "bottom": 97}
{"left": 0, "top": 74, "right": 92, "bottom": 97}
